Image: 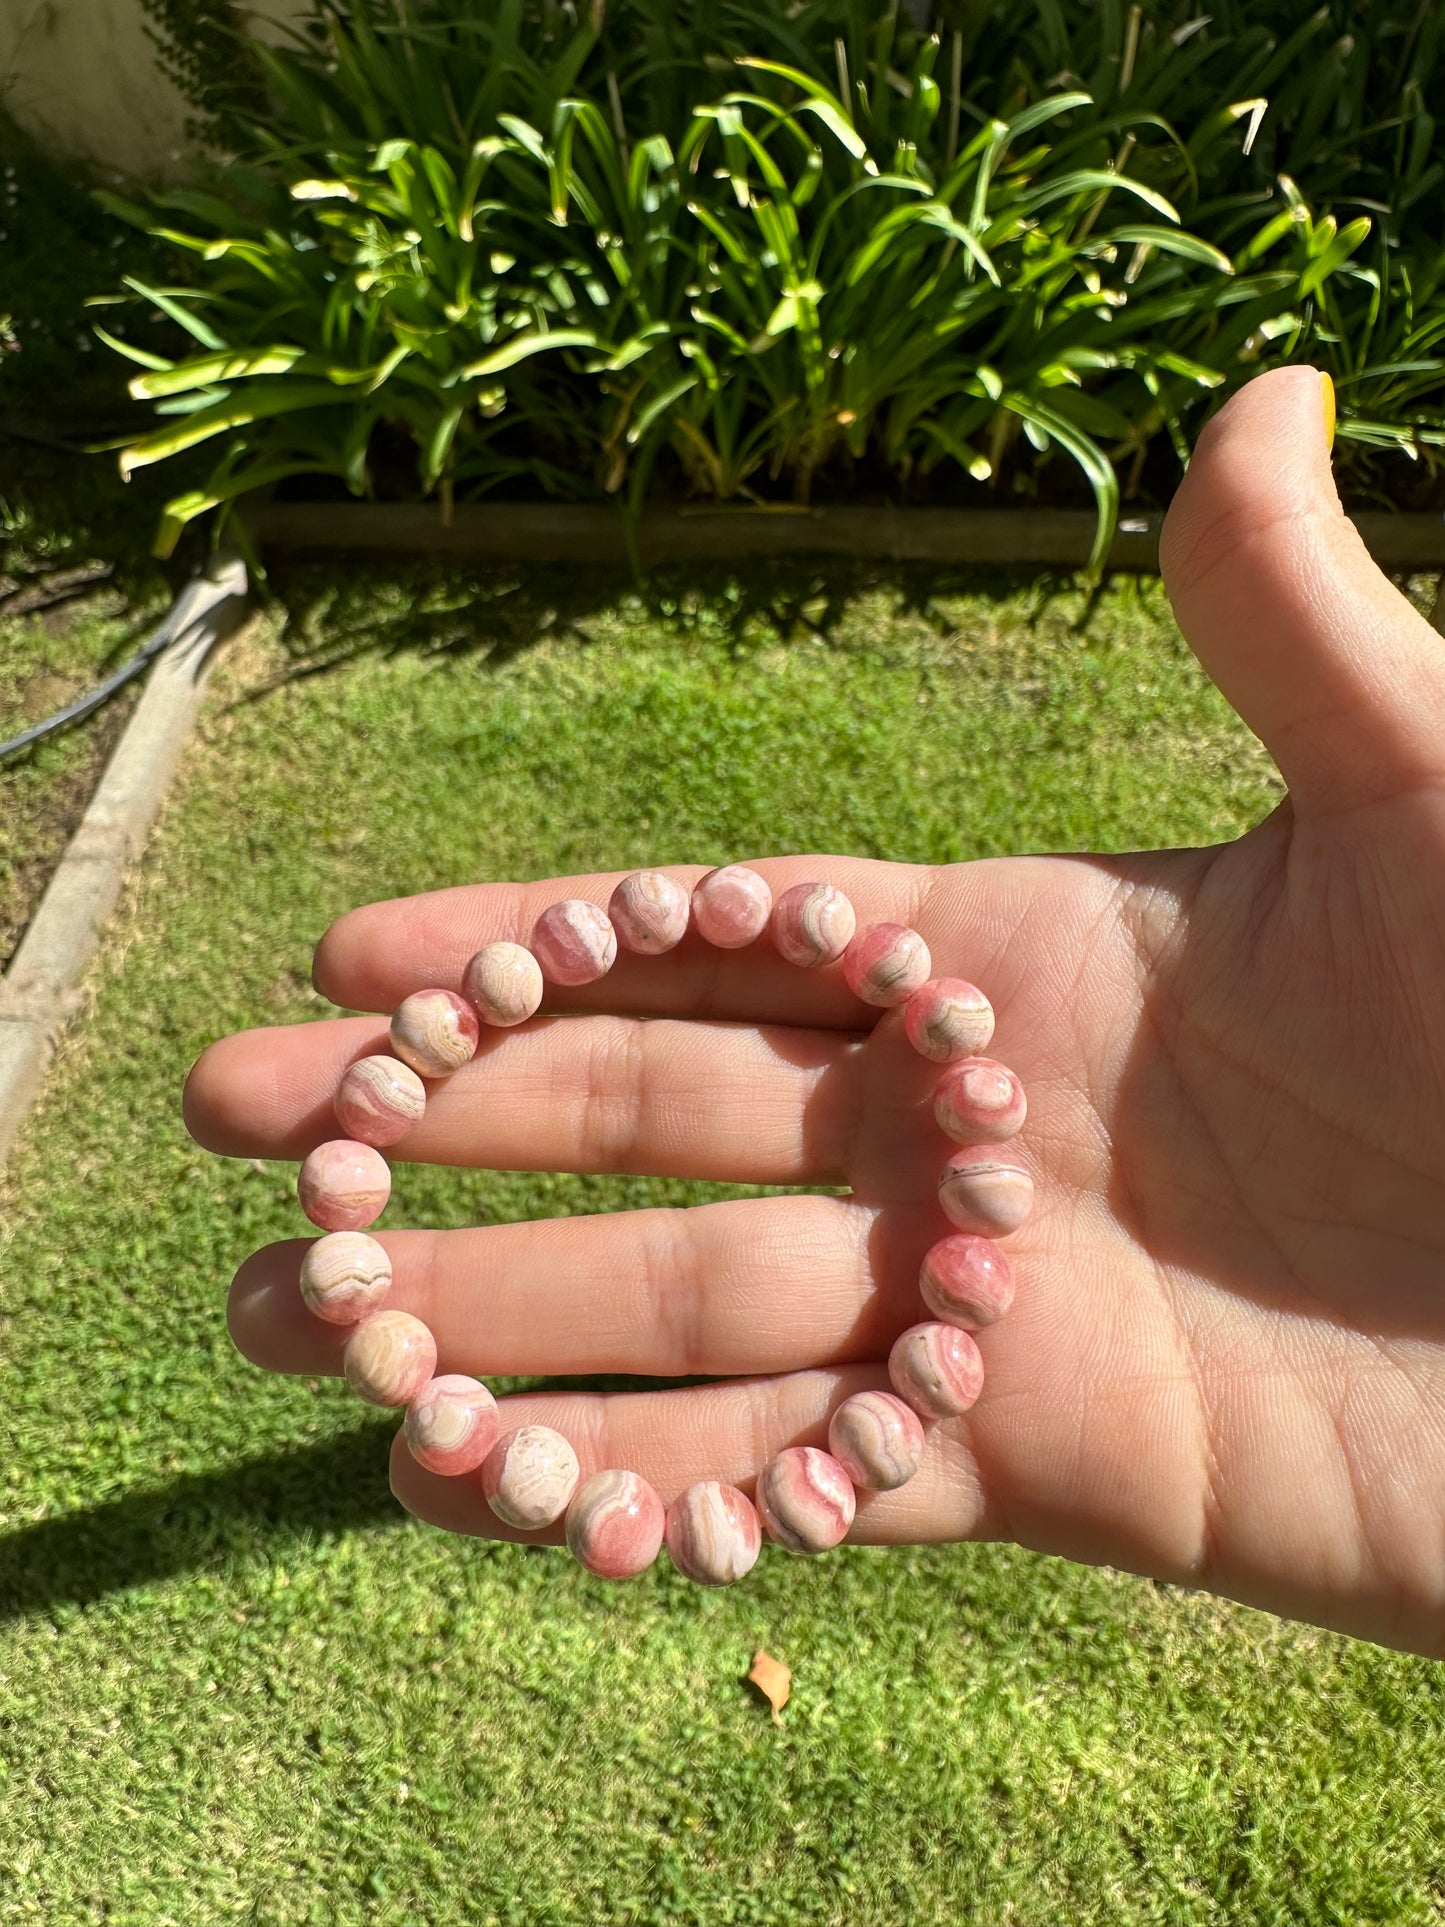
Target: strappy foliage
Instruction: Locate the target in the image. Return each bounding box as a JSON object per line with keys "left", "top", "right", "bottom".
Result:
{"left": 103, "top": 1, "right": 1445, "bottom": 560}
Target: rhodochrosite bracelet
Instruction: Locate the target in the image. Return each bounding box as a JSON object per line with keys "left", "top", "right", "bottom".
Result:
{"left": 291, "top": 867, "right": 1030, "bottom": 1585}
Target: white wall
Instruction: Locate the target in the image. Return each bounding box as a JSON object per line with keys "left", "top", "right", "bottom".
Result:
{"left": 0, "top": 0, "right": 310, "bottom": 178}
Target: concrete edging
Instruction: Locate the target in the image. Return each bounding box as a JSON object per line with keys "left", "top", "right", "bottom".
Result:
{"left": 0, "top": 557, "right": 251, "bottom": 1166}
{"left": 240, "top": 501, "right": 1445, "bottom": 571}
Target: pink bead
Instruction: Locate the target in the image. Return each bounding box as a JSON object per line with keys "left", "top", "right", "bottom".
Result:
{"left": 343, "top": 1309, "right": 437, "bottom": 1407}
{"left": 842, "top": 922, "right": 932, "bottom": 1007}
{"left": 664, "top": 1481, "right": 762, "bottom": 1586}
{"left": 608, "top": 871, "right": 691, "bottom": 954}
{"left": 934, "top": 1057, "right": 1027, "bottom": 1145}
{"left": 335, "top": 1054, "right": 426, "bottom": 1148}
{"left": 298, "top": 1139, "right": 392, "bottom": 1231}
{"left": 389, "top": 988, "right": 479, "bottom": 1077}
{"left": 888, "top": 1323, "right": 985, "bottom": 1419}
{"left": 755, "top": 1447, "right": 856, "bottom": 1554}
{"left": 828, "top": 1390, "right": 924, "bottom": 1491}
{"left": 938, "top": 1148, "right": 1034, "bottom": 1237}
{"left": 299, "top": 1230, "right": 392, "bottom": 1325}
{"left": 481, "top": 1425, "right": 580, "bottom": 1529}
{"left": 463, "top": 941, "right": 544, "bottom": 1026}
{"left": 565, "top": 1469, "right": 666, "bottom": 1579}
{"left": 531, "top": 900, "right": 617, "bottom": 987}
{"left": 771, "top": 881, "right": 856, "bottom": 968}
{"left": 919, "top": 1234, "right": 1015, "bottom": 1328}
{"left": 404, "top": 1374, "right": 500, "bottom": 1475}
{"left": 905, "top": 979, "right": 996, "bottom": 1063}
{"left": 692, "top": 865, "right": 772, "bottom": 948}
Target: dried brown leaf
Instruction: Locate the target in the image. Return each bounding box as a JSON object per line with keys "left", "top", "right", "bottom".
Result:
{"left": 748, "top": 1649, "right": 791, "bottom": 1724}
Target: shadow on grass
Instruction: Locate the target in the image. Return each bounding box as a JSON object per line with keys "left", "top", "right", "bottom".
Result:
{"left": 0, "top": 1373, "right": 716, "bottom": 1621}
{"left": 240, "top": 555, "right": 1093, "bottom": 699}
{"left": 0, "top": 1419, "right": 399, "bottom": 1621}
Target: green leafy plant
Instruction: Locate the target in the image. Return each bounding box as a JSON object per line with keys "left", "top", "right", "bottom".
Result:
{"left": 101, "top": 0, "right": 1444, "bottom": 564}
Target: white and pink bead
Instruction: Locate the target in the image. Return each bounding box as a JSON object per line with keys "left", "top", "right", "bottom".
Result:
{"left": 287, "top": 864, "right": 1033, "bottom": 1585}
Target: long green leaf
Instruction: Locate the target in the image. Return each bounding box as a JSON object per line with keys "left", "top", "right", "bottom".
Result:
{"left": 457, "top": 328, "right": 596, "bottom": 380}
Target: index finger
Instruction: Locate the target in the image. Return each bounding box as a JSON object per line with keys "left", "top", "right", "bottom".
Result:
{"left": 314, "top": 854, "right": 941, "bottom": 1025}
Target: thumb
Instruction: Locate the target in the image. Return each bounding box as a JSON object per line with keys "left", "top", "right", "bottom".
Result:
{"left": 1160, "top": 364, "right": 1445, "bottom": 819}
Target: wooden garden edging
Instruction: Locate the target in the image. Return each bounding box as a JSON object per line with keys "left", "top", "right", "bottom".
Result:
{"left": 241, "top": 501, "right": 1445, "bottom": 571}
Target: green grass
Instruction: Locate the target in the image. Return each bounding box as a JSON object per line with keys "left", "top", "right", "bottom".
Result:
{"left": 2, "top": 564, "right": 1442, "bottom": 1926}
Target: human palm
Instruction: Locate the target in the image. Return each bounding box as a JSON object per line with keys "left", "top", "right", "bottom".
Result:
{"left": 187, "top": 368, "right": 1445, "bottom": 1654}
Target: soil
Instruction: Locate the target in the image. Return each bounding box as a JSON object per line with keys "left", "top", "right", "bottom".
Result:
{"left": 0, "top": 594, "right": 141, "bottom": 975}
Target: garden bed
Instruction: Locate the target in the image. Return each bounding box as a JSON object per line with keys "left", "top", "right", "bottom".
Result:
{"left": 0, "top": 577, "right": 152, "bottom": 971}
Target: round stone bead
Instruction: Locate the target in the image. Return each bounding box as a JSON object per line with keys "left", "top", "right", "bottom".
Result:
{"left": 842, "top": 923, "right": 932, "bottom": 1007}
{"left": 755, "top": 1447, "right": 856, "bottom": 1555}
{"left": 770, "top": 881, "right": 856, "bottom": 968}
{"left": 934, "top": 1057, "right": 1027, "bottom": 1145}
{"left": 664, "top": 1481, "right": 762, "bottom": 1587}
{"left": 343, "top": 1309, "right": 437, "bottom": 1408}
{"left": 531, "top": 900, "right": 617, "bottom": 987}
{"left": 298, "top": 1139, "right": 391, "bottom": 1232}
{"left": 938, "top": 1148, "right": 1034, "bottom": 1238}
{"left": 905, "top": 979, "right": 996, "bottom": 1063}
{"left": 888, "top": 1322, "right": 985, "bottom": 1420}
{"left": 691, "top": 865, "right": 773, "bottom": 949}
{"left": 481, "top": 1425, "right": 580, "bottom": 1529}
{"left": 463, "top": 941, "right": 544, "bottom": 1028}
{"left": 828, "top": 1390, "right": 925, "bottom": 1491}
{"left": 919, "top": 1234, "right": 1015, "bottom": 1328}
{"left": 335, "top": 1053, "right": 426, "bottom": 1148}
{"left": 565, "top": 1469, "right": 666, "bottom": 1580}
{"left": 608, "top": 871, "right": 691, "bottom": 954}
{"left": 404, "top": 1374, "right": 500, "bottom": 1476}
{"left": 299, "top": 1230, "right": 392, "bottom": 1326}
{"left": 389, "top": 988, "right": 480, "bottom": 1078}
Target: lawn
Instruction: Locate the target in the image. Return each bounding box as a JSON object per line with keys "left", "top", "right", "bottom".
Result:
{"left": 1, "top": 561, "right": 1441, "bottom": 1926}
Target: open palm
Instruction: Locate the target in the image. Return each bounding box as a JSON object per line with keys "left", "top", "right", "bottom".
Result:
{"left": 187, "top": 368, "right": 1445, "bottom": 1654}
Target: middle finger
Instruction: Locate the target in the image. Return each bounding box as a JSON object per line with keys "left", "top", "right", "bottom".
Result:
{"left": 186, "top": 1009, "right": 897, "bottom": 1186}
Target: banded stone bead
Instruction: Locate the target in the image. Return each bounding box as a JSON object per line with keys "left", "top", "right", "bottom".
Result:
{"left": 565, "top": 1469, "right": 666, "bottom": 1580}
{"left": 664, "top": 1481, "right": 762, "bottom": 1587}
{"left": 335, "top": 1053, "right": 426, "bottom": 1148}
{"left": 463, "top": 941, "right": 544, "bottom": 1027}
{"left": 828, "top": 1390, "right": 924, "bottom": 1491}
{"left": 755, "top": 1447, "right": 856, "bottom": 1555}
{"left": 888, "top": 1322, "right": 985, "bottom": 1420}
{"left": 771, "top": 881, "right": 856, "bottom": 968}
{"left": 482, "top": 1425, "right": 580, "bottom": 1529}
{"left": 843, "top": 923, "right": 932, "bottom": 1008}
{"left": 938, "top": 1147, "right": 1034, "bottom": 1238}
{"left": 390, "top": 988, "right": 479, "bottom": 1078}
{"left": 343, "top": 1309, "right": 437, "bottom": 1408}
{"left": 299, "top": 1230, "right": 392, "bottom": 1326}
{"left": 405, "top": 1374, "right": 500, "bottom": 1476}
{"left": 531, "top": 901, "right": 618, "bottom": 988}
{"left": 298, "top": 1139, "right": 391, "bottom": 1232}
{"left": 692, "top": 865, "right": 773, "bottom": 949}
{"left": 934, "top": 1057, "right": 1027, "bottom": 1145}
{"left": 919, "top": 1234, "right": 1015, "bottom": 1328}
{"left": 905, "top": 979, "right": 995, "bottom": 1063}
{"left": 608, "top": 871, "right": 691, "bottom": 954}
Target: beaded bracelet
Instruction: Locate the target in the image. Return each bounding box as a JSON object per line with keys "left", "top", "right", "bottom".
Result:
{"left": 290, "top": 866, "right": 1030, "bottom": 1587}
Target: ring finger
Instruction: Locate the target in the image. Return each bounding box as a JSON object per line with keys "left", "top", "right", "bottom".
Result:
{"left": 227, "top": 1192, "right": 951, "bottom": 1381}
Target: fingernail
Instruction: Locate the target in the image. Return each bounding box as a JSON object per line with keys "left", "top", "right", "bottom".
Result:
{"left": 1319, "top": 370, "right": 1336, "bottom": 453}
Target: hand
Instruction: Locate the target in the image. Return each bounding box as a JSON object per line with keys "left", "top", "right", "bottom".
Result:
{"left": 184, "top": 366, "right": 1445, "bottom": 1655}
